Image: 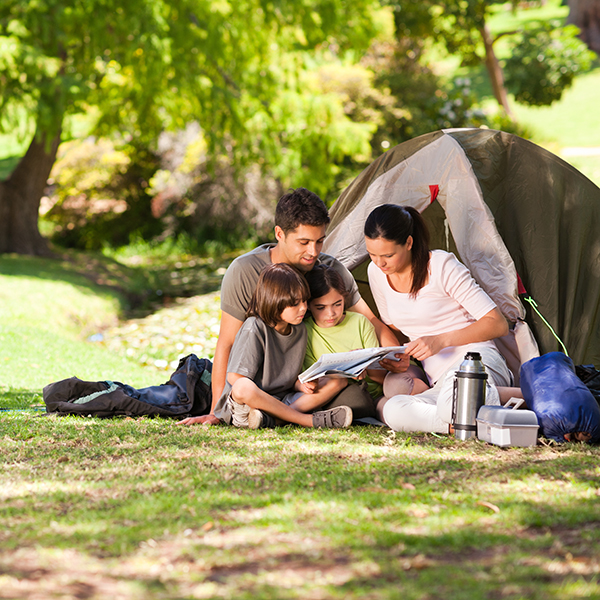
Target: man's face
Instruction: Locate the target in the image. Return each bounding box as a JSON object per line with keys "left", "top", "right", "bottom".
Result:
{"left": 275, "top": 224, "right": 326, "bottom": 272}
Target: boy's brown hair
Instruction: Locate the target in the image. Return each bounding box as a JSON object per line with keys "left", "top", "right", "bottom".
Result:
{"left": 247, "top": 263, "right": 310, "bottom": 328}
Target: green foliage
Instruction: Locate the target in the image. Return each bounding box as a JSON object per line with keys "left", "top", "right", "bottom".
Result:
{"left": 246, "top": 65, "right": 376, "bottom": 200}
{"left": 0, "top": 0, "right": 381, "bottom": 152}
{"left": 504, "top": 23, "right": 595, "bottom": 106}
{"left": 44, "top": 137, "right": 162, "bottom": 249}
{"left": 364, "top": 39, "right": 489, "bottom": 148}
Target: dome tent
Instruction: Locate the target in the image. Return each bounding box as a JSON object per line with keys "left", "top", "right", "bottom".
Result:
{"left": 323, "top": 128, "right": 600, "bottom": 383}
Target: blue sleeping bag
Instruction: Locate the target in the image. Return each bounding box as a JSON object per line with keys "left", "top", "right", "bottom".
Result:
{"left": 520, "top": 352, "right": 600, "bottom": 443}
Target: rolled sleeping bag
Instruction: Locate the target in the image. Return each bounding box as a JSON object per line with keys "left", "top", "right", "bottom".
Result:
{"left": 520, "top": 352, "right": 600, "bottom": 443}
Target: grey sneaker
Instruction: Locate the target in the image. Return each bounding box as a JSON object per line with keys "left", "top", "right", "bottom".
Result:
{"left": 312, "top": 406, "right": 352, "bottom": 428}
{"left": 248, "top": 408, "right": 276, "bottom": 429}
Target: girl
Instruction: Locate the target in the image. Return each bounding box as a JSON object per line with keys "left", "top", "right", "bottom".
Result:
{"left": 291, "top": 264, "right": 429, "bottom": 420}
{"left": 212, "top": 263, "right": 353, "bottom": 429}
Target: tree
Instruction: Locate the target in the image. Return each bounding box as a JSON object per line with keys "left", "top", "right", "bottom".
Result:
{"left": 568, "top": 0, "right": 600, "bottom": 52}
{"left": 384, "top": 0, "right": 593, "bottom": 119}
{"left": 503, "top": 21, "right": 594, "bottom": 106}
{"left": 383, "top": 0, "right": 515, "bottom": 117}
{"left": 0, "top": 0, "right": 379, "bottom": 255}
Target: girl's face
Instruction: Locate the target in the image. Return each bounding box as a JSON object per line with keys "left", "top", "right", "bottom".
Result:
{"left": 309, "top": 288, "right": 345, "bottom": 328}
{"left": 365, "top": 236, "right": 413, "bottom": 275}
{"left": 279, "top": 300, "right": 308, "bottom": 328}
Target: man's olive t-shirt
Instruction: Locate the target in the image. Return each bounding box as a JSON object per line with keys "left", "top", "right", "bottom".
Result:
{"left": 220, "top": 244, "right": 361, "bottom": 321}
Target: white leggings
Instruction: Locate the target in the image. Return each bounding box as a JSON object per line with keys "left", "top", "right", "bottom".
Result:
{"left": 382, "top": 347, "right": 513, "bottom": 433}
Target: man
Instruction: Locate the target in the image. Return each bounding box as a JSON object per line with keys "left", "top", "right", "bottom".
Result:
{"left": 179, "top": 188, "right": 403, "bottom": 426}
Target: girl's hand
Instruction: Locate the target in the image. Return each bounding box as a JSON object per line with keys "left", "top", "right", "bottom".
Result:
{"left": 405, "top": 335, "right": 445, "bottom": 362}
{"left": 379, "top": 352, "right": 410, "bottom": 373}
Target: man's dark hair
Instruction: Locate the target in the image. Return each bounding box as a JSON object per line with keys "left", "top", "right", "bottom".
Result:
{"left": 275, "top": 188, "right": 330, "bottom": 234}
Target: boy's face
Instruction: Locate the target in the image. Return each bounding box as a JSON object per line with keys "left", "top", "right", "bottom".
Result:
{"left": 275, "top": 224, "right": 326, "bottom": 273}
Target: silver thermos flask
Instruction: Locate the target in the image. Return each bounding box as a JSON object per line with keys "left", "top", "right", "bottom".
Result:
{"left": 452, "top": 352, "right": 488, "bottom": 440}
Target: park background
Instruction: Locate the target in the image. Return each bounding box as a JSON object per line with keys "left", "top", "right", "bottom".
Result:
{"left": 2, "top": 1, "right": 600, "bottom": 598}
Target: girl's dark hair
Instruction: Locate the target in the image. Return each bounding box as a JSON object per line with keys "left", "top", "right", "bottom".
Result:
{"left": 247, "top": 263, "right": 310, "bottom": 328}
{"left": 305, "top": 264, "right": 349, "bottom": 308}
{"left": 364, "top": 204, "right": 430, "bottom": 297}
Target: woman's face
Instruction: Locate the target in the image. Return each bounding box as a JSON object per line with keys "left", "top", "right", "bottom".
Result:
{"left": 365, "top": 236, "right": 413, "bottom": 275}
{"left": 309, "top": 288, "right": 345, "bottom": 328}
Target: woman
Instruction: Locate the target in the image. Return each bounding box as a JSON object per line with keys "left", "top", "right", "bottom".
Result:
{"left": 364, "top": 204, "right": 513, "bottom": 433}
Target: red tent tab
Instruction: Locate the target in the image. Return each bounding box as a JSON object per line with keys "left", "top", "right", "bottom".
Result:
{"left": 429, "top": 185, "right": 439, "bottom": 204}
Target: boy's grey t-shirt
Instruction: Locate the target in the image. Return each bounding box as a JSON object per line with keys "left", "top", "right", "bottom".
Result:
{"left": 220, "top": 244, "right": 361, "bottom": 322}
{"left": 214, "top": 316, "right": 307, "bottom": 424}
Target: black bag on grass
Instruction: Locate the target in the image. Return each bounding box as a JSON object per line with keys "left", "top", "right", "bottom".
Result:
{"left": 43, "top": 354, "right": 211, "bottom": 418}
{"left": 575, "top": 364, "right": 600, "bottom": 406}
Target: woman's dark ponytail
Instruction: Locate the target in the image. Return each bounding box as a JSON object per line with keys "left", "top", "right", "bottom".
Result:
{"left": 364, "top": 204, "right": 430, "bottom": 297}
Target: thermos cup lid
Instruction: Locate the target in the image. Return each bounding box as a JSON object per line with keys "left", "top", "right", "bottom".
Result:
{"left": 456, "top": 351, "right": 488, "bottom": 378}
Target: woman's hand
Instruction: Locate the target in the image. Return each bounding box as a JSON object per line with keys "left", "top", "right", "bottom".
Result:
{"left": 405, "top": 309, "right": 508, "bottom": 362}
{"left": 405, "top": 335, "right": 445, "bottom": 362}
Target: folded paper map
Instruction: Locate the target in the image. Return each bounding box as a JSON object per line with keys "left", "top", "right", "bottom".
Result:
{"left": 298, "top": 346, "right": 407, "bottom": 384}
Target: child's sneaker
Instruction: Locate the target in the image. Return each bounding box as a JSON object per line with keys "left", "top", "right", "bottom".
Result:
{"left": 312, "top": 406, "right": 352, "bottom": 428}
{"left": 248, "top": 408, "right": 276, "bottom": 429}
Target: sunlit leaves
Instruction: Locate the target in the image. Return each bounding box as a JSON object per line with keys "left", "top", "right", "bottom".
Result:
{"left": 0, "top": 0, "right": 381, "bottom": 153}
{"left": 504, "top": 22, "right": 595, "bottom": 106}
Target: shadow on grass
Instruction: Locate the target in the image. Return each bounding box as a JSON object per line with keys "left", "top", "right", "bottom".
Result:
{"left": 0, "top": 388, "right": 45, "bottom": 410}
{"left": 1, "top": 417, "right": 599, "bottom": 598}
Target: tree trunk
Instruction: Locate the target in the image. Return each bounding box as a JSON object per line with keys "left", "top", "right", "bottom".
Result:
{"left": 568, "top": 0, "right": 600, "bottom": 52}
{"left": 0, "top": 128, "right": 61, "bottom": 256}
{"left": 479, "top": 23, "right": 514, "bottom": 121}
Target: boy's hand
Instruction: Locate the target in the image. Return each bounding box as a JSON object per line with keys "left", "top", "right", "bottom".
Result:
{"left": 296, "top": 379, "right": 318, "bottom": 394}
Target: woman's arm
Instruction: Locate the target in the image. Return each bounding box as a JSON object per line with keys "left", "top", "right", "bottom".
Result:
{"left": 405, "top": 307, "right": 508, "bottom": 362}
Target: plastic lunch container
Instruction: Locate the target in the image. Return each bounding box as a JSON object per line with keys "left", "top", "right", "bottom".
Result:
{"left": 476, "top": 398, "right": 539, "bottom": 447}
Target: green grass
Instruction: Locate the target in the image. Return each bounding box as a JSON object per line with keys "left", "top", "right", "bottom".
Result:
{"left": 0, "top": 254, "right": 164, "bottom": 395}
{"left": 1, "top": 253, "right": 600, "bottom": 598}
{"left": 488, "top": 0, "right": 569, "bottom": 35}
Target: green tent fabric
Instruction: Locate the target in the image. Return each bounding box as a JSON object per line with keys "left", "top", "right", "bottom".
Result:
{"left": 323, "top": 128, "right": 600, "bottom": 380}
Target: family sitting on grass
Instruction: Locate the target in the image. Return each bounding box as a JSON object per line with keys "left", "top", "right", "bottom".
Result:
{"left": 178, "top": 188, "right": 521, "bottom": 433}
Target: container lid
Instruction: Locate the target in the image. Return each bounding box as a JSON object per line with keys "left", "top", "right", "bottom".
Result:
{"left": 477, "top": 405, "right": 539, "bottom": 427}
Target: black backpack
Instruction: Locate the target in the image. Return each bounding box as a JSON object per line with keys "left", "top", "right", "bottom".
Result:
{"left": 576, "top": 364, "right": 600, "bottom": 407}
{"left": 43, "top": 354, "right": 212, "bottom": 418}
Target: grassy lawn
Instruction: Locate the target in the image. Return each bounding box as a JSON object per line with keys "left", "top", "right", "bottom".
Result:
{"left": 2, "top": 254, "right": 600, "bottom": 599}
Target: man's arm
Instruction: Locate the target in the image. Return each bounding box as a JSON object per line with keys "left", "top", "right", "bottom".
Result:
{"left": 178, "top": 311, "right": 243, "bottom": 426}
{"left": 347, "top": 298, "right": 409, "bottom": 373}
{"left": 211, "top": 312, "right": 244, "bottom": 407}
